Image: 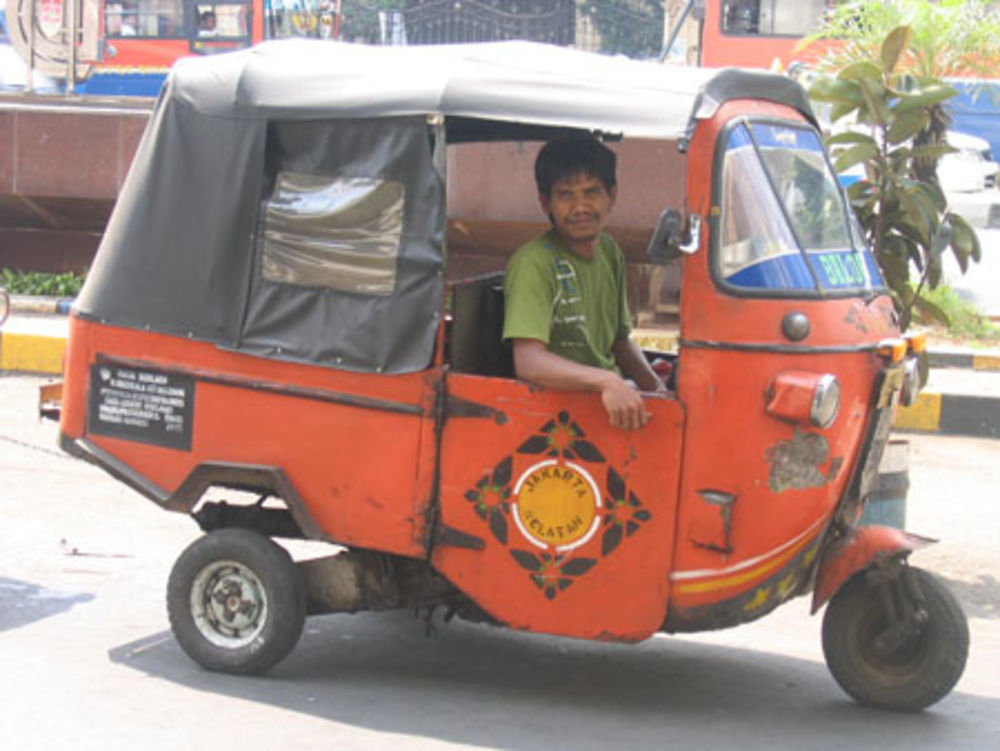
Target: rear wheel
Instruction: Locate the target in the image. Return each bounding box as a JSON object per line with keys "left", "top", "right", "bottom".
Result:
{"left": 167, "top": 528, "right": 306, "bottom": 675}
{"left": 822, "top": 565, "right": 968, "bottom": 711}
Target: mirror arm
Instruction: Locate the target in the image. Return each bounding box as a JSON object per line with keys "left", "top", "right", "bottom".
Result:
{"left": 679, "top": 213, "right": 701, "bottom": 255}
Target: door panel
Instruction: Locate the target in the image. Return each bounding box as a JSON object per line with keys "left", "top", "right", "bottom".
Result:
{"left": 433, "top": 373, "right": 683, "bottom": 641}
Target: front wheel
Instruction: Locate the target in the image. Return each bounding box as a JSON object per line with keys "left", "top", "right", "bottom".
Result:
{"left": 167, "top": 528, "right": 306, "bottom": 675}
{"left": 822, "top": 565, "right": 968, "bottom": 711}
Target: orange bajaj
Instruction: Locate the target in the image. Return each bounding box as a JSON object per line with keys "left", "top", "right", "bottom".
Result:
{"left": 55, "top": 41, "right": 967, "bottom": 711}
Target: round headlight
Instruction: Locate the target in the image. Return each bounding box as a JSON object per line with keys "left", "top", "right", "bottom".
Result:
{"left": 811, "top": 374, "right": 840, "bottom": 429}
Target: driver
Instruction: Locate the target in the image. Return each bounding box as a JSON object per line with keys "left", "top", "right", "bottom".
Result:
{"left": 503, "top": 136, "right": 664, "bottom": 431}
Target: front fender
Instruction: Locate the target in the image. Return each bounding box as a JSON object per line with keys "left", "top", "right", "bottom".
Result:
{"left": 811, "top": 525, "right": 935, "bottom": 613}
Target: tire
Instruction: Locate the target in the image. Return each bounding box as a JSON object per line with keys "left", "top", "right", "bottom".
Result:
{"left": 167, "top": 528, "right": 306, "bottom": 675}
{"left": 822, "top": 565, "right": 969, "bottom": 711}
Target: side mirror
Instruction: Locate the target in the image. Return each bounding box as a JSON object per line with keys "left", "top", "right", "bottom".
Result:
{"left": 646, "top": 209, "right": 701, "bottom": 263}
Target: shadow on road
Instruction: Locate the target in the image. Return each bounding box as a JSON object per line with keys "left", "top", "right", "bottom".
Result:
{"left": 0, "top": 577, "right": 94, "bottom": 632}
{"left": 109, "top": 610, "right": 999, "bottom": 751}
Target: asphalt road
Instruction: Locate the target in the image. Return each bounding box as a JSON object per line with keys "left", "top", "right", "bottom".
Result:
{"left": 1, "top": 374, "right": 998, "bottom": 750}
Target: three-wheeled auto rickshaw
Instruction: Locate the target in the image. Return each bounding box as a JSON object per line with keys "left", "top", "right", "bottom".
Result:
{"left": 55, "top": 40, "right": 968, "bottom": 711}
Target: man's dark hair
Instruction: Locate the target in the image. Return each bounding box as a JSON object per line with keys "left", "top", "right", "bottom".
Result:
{"left": 534, "top": 136, "right": 617, "bottom": 197}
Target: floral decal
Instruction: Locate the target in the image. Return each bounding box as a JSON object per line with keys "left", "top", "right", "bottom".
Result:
{"left": 601, "top": 467, "right": 653, "bottom": 556}
{"left": 464, "top": 456, "right": 512, "bottom": 545}
{"left": 459, "top": 413, "right": 651, "bottom": 600}
{"left": 509, "top": 550, "right": 598, "bottom": 600}
{"left": 517, "top": 410, "right": 606, "bottom": 463}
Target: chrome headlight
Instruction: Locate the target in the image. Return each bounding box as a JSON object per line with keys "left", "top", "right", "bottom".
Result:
{"left": 811, "top": 374, "right": 841, "bottom": 429}
{"left": 766, "top": 371, "right": 841, "bottom": 429}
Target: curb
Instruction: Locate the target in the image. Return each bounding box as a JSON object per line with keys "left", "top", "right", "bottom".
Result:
{"left": 0, "top": 329, "right": 66, "bottom": 375}
{"left": 894, "top": 392, "right": 1000, "bottom": 439}
{"left": 9, "top": 295, "right": 75, "bottom": 316}
{"left": 928, "top": 350, "right": 1000, "bottom": 372}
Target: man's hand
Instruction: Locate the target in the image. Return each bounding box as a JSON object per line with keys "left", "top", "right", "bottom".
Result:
{"left": 512, "top": 339, "right": 652, "bottom": 431}
{"left": 599, "top": 375, "right": 652, "bottom": 430}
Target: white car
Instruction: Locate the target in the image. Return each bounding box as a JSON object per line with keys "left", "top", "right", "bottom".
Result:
{"left": 836, "top": 129, "right": 998, "bottom": 194}
{"left": 938, "top": 130, "right": 998, "bottom": 193}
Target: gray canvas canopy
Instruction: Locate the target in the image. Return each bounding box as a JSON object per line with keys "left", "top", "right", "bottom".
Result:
{"left": 76, "top": 40, "right": 816, "bottom": 374}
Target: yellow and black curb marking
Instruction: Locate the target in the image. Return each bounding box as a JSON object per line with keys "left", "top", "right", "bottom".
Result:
{"left": 928, "top": 351, "right": 1000, "bottom": 372}
{"left": 894, "top": 392, "right": 1000, "bottom": 439}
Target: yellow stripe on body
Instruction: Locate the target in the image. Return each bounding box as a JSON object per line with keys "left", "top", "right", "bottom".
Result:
{"left": 673, "top": 530, "right": 818, "bottom": 596}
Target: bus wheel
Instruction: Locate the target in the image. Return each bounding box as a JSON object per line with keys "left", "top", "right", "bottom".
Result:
{"left": 167, "top": 528, "right": 306, "bottom": 675}
{"left": 822, "top": 564, "right": 968, "bottom": 712}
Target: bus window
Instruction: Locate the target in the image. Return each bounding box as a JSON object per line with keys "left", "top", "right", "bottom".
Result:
{"left": 721, "top": 0, "right": 827, "bottom": 37}
{"left": 195, "top": 1, "right": 250, "bottom": 38}
{"left": 266, "top": 0, "right": 338, "bottom": 40}
{"left": 106, "top": 0, "right": 184, "bottom": 38}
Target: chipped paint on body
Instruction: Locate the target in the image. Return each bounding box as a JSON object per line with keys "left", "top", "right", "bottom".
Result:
{"left": 765, "top": 428, "right": 844, "bottom": 493}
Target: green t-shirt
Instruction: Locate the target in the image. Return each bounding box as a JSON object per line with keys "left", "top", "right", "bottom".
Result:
{"left": 503, "top": 230, "right": 632, "bottom": 372}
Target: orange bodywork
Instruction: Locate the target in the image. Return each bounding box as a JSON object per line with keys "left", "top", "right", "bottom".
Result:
{"left": 433, "top": 375, "right": 683, "bottom": 640}
{"left": 662, "top": 100, "right": 899, "bottom": 630}
{"left": 58, "top": 98, "right": 902, "bottom": 642}
{"left": 61, "top": 316, "right": 438, "bottom": 558}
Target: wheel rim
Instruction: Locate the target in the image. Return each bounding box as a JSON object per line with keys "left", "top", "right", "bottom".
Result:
{"left": 852, "top": 597, "right": 930, "bottom": 683}
{"left": 190, "top": 560, "right": 269, "bottom": 649}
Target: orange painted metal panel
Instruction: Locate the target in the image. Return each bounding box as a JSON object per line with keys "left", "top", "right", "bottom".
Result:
{"left": 60, "top": 316, "right": 436, "bottom": 557}
{"left": 433, "top": 374, "right": 684, "bottom": 641}
{"left": 661, "top": 98, "right": 901, "bottom": 629}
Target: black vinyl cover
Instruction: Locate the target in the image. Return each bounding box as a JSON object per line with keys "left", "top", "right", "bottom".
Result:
{"left": 77, "top": 89, "right": 444, "bottom": 374}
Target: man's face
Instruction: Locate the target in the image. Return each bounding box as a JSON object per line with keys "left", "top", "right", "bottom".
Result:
{"left": 540, "top": 172, "right": 616, "bottom": 253}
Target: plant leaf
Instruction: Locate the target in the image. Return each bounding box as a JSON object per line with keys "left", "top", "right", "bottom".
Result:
{"left": 838, "top": 61, "right": 884, "bottom": 83}
{"left": 809, "top": 76, "right": 862, "bottom": 106}
{"left": 880, "top": 25, "right": 912, "bottom": 74}
{"left": 826, "top": 131, "right": 877, "bottom": 148}
{"left": 893, "top": 84, "right": 959, "bottom": 113}
{"left": 831, "top": 100, "right": 861, "bottom": 123}
{"left": 913, "top": 294, "right": 950, "bottom": 326}
{"left": 948, "top": 213, "right": 982, "bottom": 265}
{"left": 886, "top": 109, "right": 929, "bottom": 145}
{"left": 911, "top": 144, "right": 956, "bottom": 161}
{"left": 834, "top": 143, "right": 879, "bottom": 171}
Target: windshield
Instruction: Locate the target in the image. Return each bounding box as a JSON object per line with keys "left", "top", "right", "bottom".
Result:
{"left": 717, "top": 121, "right": 883, "bottom": 294}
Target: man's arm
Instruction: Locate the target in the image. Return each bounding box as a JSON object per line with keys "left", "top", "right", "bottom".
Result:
{"left": 612, "top": 337, "right": 667, "bottom": 393}
{"left": 512, "top": 339, "right": 652, "bottom": 431}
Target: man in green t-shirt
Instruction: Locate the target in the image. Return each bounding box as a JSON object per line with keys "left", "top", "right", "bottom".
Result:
{"left": 503, "top": 136, "right": 664, "bottom": 431}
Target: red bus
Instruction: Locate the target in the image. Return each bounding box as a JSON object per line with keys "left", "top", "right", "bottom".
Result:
{"left": 4, "top": 0, "right": 344, "bottom": 95}
{"left": 666, "top": 0, "right": 832, "bottom": 70}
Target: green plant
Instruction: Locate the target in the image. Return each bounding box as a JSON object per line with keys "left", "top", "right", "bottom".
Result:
{"left": 808, "top": 22, "right": 983, "bottom": 331}
{"left": 919, "top": 284, "right": 1000, "bottom": 342}
{"left": 1, "top": 268, "right": 85, "bottom": 297}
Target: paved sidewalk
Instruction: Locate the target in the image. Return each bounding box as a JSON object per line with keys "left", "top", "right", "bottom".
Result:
{"left": 3, "top": 302, "right": 999, "bottom": 439}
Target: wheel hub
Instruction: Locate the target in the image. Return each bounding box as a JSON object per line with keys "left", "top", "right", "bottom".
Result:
{"left": 191, "top": 561, "right": 269, "bottom": 649}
